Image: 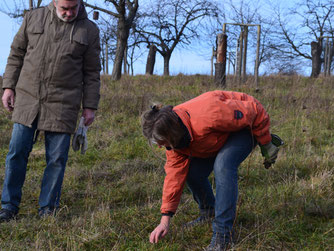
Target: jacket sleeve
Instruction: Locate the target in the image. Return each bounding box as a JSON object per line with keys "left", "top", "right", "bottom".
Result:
{"left": 2, "top": 13, "right": 29, "bottom": 90}
{"left": 161, "top": 150, "right": 190, "bottom": 214}
{"left": 212, "top": 92, "right": 271, "bottom": 145}
{"left": 82, "top": 24, "right": 101, "bottom": 110}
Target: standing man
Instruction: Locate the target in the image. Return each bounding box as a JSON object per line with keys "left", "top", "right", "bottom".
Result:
{"left": 0, "top": 0, "right": 101, "bottom": 221}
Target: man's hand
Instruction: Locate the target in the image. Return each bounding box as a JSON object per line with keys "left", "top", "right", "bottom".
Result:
{"left": 2, "top": 89, "right": 15, "bottom": 112}
{"left": 82, "top": 108, "right": 96, "bottom": 126}
{"left": 149, "top": 216, "right": 170, "bottom": 243}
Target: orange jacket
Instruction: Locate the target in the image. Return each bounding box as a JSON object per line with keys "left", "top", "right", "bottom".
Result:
{"left": 161, "top": 90, "right": 271, "bottom": 214}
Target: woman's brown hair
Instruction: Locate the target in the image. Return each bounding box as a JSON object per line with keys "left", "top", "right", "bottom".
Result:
{"left": 141, "top": 104, "right": 185, "bottom": 149}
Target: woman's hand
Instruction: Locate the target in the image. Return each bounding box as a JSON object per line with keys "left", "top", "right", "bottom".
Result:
{"left": 149, "top": 216, "right": 171, "bottom": 243}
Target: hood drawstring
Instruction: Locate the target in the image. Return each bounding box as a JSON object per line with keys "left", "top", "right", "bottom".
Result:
{"left": 51, "top": 8, "right": 54, "bottom": 24}
{"left": 70, "top": 20, "right": 77, "bottom": 44}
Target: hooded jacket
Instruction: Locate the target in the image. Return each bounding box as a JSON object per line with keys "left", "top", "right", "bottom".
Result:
{"left": 2, "top": 2, "right": 101, "bottom": 133}
{"left": 161, "top": 90, "right": 272, "bottom": 214}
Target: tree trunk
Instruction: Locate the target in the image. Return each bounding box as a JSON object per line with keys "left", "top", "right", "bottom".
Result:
{"left": 111, "top": 18, "right": 130, "bottom": 81}
{"left": 163, "top": 53, "right": 171, "bottom": 76}
{"left": 310, "top": 41, "right": 322, "bottom": 78}
{"left": 145, "top": 45, "right": 157, "bottom": 75}
{"left": 112, "top": 37, "right": 127, "bottom": 80}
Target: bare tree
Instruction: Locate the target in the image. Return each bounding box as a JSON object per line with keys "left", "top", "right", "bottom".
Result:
{"left": 84, "top": 0, "right": 138, "bottom": 81}
{"left": 95, "top": 14, "right": 118, "bottom": 74}
{"left": 0, "top": 0, "right": 44, "bottom": 18}
{"left": 127, "top": 31, "right": 145, "bottom": 75}
{"left": 269, "top": 0, "right": 334, "bottom": 77}
{"left": 220, "top": 0, "right": 275, "bottom": 75}
{"left": 135, "top": 0, "right": 218, "bottom": 76}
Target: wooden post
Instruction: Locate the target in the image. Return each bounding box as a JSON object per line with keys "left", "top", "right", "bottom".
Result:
{"left": 234, "top": 39, "right": 239, "bottom": 77}
{"left": 237, "top": 30, "right": 243, "bottom": 82}
{"left": 29, "top": 0, "right": 33, "bottom": 10}
{"left": 102, "top": 42, "right": 106, "bottom": 74}
{"left": 324, "top": 38, "right": 328, "bottom": 76}
{"left": 254, "top": 25, "right": 261, "bottom": 87}
{"left": 211, "top": 46, "right": 215, "bottom": 77}
{"left": 123, "top": 46, "right": 128, "bottom": 75}
{"left": 326, "top": 39, "right": 331, "bottom": 76}
{"left": 329, "top": 39, "right": 334, "bottom": 76}
{"left": 145, "top": 45, "right": 157, "bottom": 75}
{"left": 228, "top": 52, "right": 231, "bottom": 75}
{"left": 105, "top": 40, "right": 109, "bottom": 75}
{"left": 93, "top": 11, "right": 99, "bottom": 20}
{"left": 242, "top": 26, "right": 248, "bottom": 82}
{"left": 215, "top": 33, "right": 227, "bottom": 86}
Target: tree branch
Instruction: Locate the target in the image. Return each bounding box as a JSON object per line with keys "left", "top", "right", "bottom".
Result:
{"left": 83, "top": 2, "right": 120, "bottom": 18}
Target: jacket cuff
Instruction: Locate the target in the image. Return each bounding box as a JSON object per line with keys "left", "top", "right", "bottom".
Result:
{"left": 161, "top": 202, "right": 178, "bottom": 215}
{"left": 161, "top": 211, "right": 175, "bottom": 217}
{"left": 83, "top": 107, "right": 97, "bottom": 110}
{"left": 2, "top": 81, "right": 16, "bottom": 90}
{"left": 257, "top": 132, "right": 272, "bottom": 146}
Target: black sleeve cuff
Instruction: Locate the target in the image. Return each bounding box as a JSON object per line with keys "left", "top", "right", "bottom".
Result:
{"left": 161, "top": 212, "right": 175, "bottom": 217}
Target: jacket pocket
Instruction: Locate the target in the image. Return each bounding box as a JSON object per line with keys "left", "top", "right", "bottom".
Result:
{"left": 69, "top": 27, "right": 88, "bottom": 57}
{"left": 27, "top": 26, "right": 44, "bottom": 49}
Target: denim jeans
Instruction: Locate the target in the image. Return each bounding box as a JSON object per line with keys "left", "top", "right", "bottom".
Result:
{"left": 1, "top": 120, "right": 71, "bottom": 213}
{"left": 186, "top": 129, "right": 256, "bottom": 241}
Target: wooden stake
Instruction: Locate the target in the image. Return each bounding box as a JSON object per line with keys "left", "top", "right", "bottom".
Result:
{"left": 105, "top": 40, "right": 109, "bottom": 75}
{"left": 215, "top": 33, "right": 227, "bottom": 86}
{"left": 242, "top": 26, "right": 248, "bottom": 82}
{"left": 254, "top": 25, "right": 261, "bottom": 87}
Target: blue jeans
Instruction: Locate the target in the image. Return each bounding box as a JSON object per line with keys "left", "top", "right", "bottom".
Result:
{"left": 1, "top": 120, "right": 71, "bottom": 213}
{"left": 186, "top": 129, "right": 256, "bottom": 241}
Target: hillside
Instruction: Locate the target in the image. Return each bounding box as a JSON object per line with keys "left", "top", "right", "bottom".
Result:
{"left": 0, "top": 75, "right": 333, "bottom": 250}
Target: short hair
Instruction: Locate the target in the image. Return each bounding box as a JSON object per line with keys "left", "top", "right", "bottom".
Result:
{"left": 54, "top": 0, "right": 81, "bottom": 4}
{"left": 141, "top": 105, "right": 185, "bottom": 148}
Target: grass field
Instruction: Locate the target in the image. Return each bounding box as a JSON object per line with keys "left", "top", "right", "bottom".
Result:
{"left": 0, "top": 74, "right": 333, "bottom": 250}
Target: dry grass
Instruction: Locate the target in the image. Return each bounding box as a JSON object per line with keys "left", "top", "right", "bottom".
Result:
{"left": 0, "top": 74, "right": 333, "bottom": 250}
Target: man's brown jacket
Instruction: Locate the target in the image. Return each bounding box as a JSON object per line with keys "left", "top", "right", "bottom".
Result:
{"left": 2, "top": 2, "right": 101, "bottom": 133}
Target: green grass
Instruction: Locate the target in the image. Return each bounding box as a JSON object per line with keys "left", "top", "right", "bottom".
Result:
{"left": 0, "top": 74, "right": 334, "bottom": 250}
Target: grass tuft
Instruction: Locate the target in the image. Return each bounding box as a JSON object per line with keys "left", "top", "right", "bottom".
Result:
{"left": 0, "top": 75, "right": 334, "bottom": 249}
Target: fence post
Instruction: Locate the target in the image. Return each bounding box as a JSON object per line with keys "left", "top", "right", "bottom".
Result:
{"left": 93, "top": 11, "right": 99, "bottom": 20}
{"left": 242, "top": 26, "right": 248, "bottom": 82}
{"left": 211, "top": 46, "right": 215, "bottom": 77}
{"left": 215, "top": 33, "right": 228, "bottom": 86}
{"left": 123, "top": 46, "right": 128, "bottom": 75}
{"left": 105, "top": 40, "right": 109, "bottom": 75}
{"left": 254, "top": 25, "right": 261, "bottom": 87}
{"left": 326, "top": 39, "right": 331, "bottom": 76}
{"left": 237, "top": 30, "right": 243, "bottom": 83}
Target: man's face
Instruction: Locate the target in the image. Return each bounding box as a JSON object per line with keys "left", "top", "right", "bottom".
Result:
{"left": 53, "top": 0, "right": 80, "bottom": 23}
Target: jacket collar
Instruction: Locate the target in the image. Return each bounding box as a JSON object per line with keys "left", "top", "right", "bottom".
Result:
{"left": 173, "top": 108, "right": 194, "bottom": 144}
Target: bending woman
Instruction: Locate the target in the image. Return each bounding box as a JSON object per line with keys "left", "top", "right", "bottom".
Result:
{"left": 141, "top": 90, "right": 282, "bottom": 250}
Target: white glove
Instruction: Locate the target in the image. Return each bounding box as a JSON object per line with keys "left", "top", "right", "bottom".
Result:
{"left": 72, "top": 117, "right": 88, "bottom": 154}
